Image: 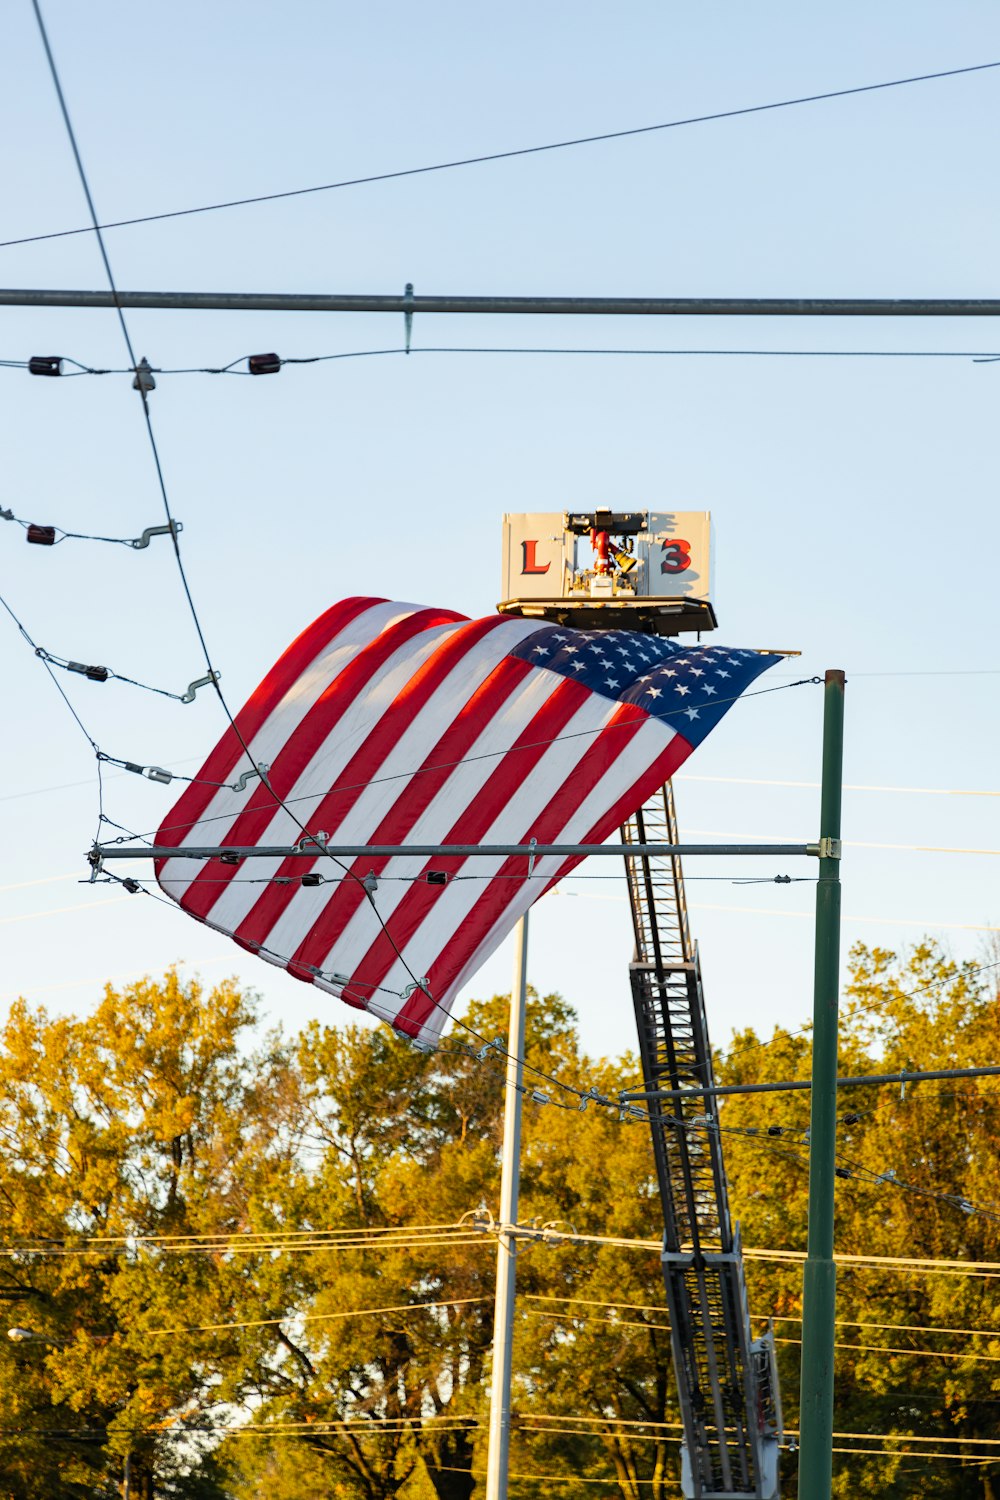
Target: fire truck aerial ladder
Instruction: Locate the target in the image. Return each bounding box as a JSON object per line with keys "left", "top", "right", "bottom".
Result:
{"left": 500, "top": 509, "right": 783, "bottom": 1499}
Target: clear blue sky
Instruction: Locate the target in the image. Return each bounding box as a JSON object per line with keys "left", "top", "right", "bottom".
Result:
{"left": 2, "top": 1, "right": 998, "bottom": 1065}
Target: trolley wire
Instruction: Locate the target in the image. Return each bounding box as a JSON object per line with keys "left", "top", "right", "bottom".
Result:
{"left": 4, "top": 57, "right": 999, "bottom": 249}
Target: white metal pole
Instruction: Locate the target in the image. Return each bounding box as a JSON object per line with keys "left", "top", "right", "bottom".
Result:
{"left": 484, "top": 911, "right": 530, "bottom": 1500}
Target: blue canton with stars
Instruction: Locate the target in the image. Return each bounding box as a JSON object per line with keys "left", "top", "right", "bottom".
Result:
{"left": 509, "top": 627, "right": 776, "bottom": 747}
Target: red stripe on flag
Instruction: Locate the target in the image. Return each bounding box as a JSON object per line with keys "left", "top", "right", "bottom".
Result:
{"left": 279, "top": 652, "right": 539, "bottom": 984}
{"left": 341, "top": 676, "right": 594, "bottom": 1010}
{"left": 395, "top": 700, "right": 653, "bottom": 1035}
{"left": 153, "top": 596, "right": 385, "bottom": 879}
{"left": 177, "top": 606, "right": 463, "bottom": 921}
{"left": 230, "top": 614, "right": 512, "bottom": 954}
{"left": 536, "top": 733, "right": 695, "bottom": 900}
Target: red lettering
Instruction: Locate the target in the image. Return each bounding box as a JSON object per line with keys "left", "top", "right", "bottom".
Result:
{"left": 520, "top": 540, "right": 551, "bottom": 575}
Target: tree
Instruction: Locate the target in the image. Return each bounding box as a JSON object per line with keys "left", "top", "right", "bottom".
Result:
{"left": 717, "top": 942, "right": 1000, "bottom": 1499}
{"left": 0, "top": 970, "right": 298, "bottom": 1499}
{"left": 4, "top": 943, "right": 998, "bottom": 1499}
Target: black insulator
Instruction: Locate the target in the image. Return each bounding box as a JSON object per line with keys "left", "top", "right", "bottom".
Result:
{"left": 122, "top": 878, "right": 141, "bottom": 894}
{"left": 219, "top": 852, "right": 241, "bottom": 866}
{"left": 842, "top": 1112, "right": 861, "bottom": 1126}
{"left": 835, "top": 1166, "right": 852, "bottom": 1179}
{"left": 426, "top": 870, "right": 449, "bottom": 885}
{"left": 28, "top": 356, "right": 63, "bottom": 377}
{"left": 766, "top": 1124, "right": 783, "bottom": 1137}
{"left": 248, "top": 352, "right": 281, "bottom": 375}
{"left": 26, "top": 524, "right": 56, "bottom": 545}
{"left": 301, "top": 872, "right": 322, "bottom": 887}
{"left": 67, "top": 661, "right": 109, "bottom": 682}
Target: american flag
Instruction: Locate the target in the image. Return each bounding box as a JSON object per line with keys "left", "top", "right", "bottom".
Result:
{"left": 155, "top": 597, "right": 774, "bottom": 1046}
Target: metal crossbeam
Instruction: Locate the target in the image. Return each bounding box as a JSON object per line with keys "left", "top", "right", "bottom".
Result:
{"left": 92, "top": 841, "right": 817, "bottom": 861}
{"left": 5, "top": 288, "right": 1000, "bottom": 316}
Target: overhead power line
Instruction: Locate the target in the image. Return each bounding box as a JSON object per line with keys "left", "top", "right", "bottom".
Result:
{"left": 27, "top": 1, "right": 480, "bottom": 1056}
{"left": 678, "top": 774, "right": 1000, "bottom": 797}
{"left": 2, "top": 58, "right": 998, "bottom": 250}
{"left": 7, "top": 345, "right": 1000, "bottom": 374}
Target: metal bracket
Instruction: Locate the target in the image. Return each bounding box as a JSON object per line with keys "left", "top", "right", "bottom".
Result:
{"left": 297, "top": 830, "right": 329, "bottom": 852}
{"left": 401, "top": 976, "right": 431, "bottom": 1000}
{"left": 231, "top": 761, "right": 270, "bottom": 793}
{"left": 403, "top": 281, "right": 414, "bottom": 354}
{"left": 180, "top": 669, "right": 221, "bottom": 704}
{"left": 130, "top": 520, "right": 183, "bottom": 549}
{"left": 816, "top": 836, "right": 842, "bottom": 860}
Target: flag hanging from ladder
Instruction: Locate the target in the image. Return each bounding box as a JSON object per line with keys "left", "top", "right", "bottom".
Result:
{"left": 154, "top": 597, "right": 775, "bottom": 1045}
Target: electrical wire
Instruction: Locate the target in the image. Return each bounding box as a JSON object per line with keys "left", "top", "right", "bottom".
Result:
{"left": 664, "top": 824, "right": 1000, "bottom": 858}
{"left": 676, "top": 772, "right": 1000, "bottom": 799}
{"left": 33, "top": 647, "right": 215, "bottom": 704}
{"left": 725, "top": 957, "right": 1000, "bottom": 1064}
{"left": 9, "top": 344, "right": 1000, "bottom": 373}
{"left": 107, "top": 673, "right": 819, "bottom": 845}
{"left": 134, "top": 1294, "right": 489, "bottom": 1338}
{"left": 4, "top": 57, "right": 999, "bottom": 249}
{"left": 29, "top": 0, "right": 492, "bottom": 1071}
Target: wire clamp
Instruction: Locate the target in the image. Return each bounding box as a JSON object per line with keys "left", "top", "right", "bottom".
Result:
{"left": 816, "top": 837, "right": 842, "bottom": 860}
{"left": 527, "top": 836, "right": 538, "bottom": 878}
{"left": 180, "top": 670, "right": 221, "bottom": 704}
{"left": 298, "top": 830, "right": 329, "bottom": 852}
{"left": 130, "top": 520, "right": 183, "bottom": 549}
{"left": 232, "top": 761, "right": 270, "bottom": 793}
{"left": 400, "top": 976, "right": 431, "bottom": 1001}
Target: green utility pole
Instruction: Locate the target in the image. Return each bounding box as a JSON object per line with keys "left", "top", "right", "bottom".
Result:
{"left": 797, "top": 670, "right": 845, "bottom": 1500}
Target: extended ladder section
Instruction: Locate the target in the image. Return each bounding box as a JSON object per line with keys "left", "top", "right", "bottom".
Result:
{"left": 622, "top": 783, "right": 782, "bottom": 1499}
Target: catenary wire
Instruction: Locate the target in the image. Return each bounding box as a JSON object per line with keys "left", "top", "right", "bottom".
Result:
{"left": 106, "top": 674, "right": 820, "bottom": 844}
{"left": 724, "top": 957, "right": 1000, "bottom": 1064}
{"left": 25, "top": 10, "right": 997, "bottom": 1164}
{"left": 10, "top": 344, "right": 1000, "bottom": 373}
{"left": 3, "top": 57, "right": 999, "bottom": 248}
{"left": 29, "top": 0, "right": 510, "bottom": 1063}
{"left": 676, "top": 772, "right": 1000, "bottom": 799}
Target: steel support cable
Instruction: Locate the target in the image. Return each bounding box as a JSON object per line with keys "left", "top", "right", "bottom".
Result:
{"left": 503, "top": 1427, "right": 1000, "bottom": 1461}
{"left": 128, "top": 1294, "right": 490, "bottom": 1338}
{"left": 2, "top": 753, "right": 981, "bottom": 815}
{"left": 29, "top": 1219, "right": 475, "bottom": 1246}
{"left": 725, "top": 957, "right": 1000, "bottom": 1065}
{"left": 504, "top": 1224, "right": 1000, "bottom": 1275}
{"left": 678, "top": 773, "right": 1000, "bottom": 799}
{"left": 0, "top": 1236, "right": 491, "bottom": 1261}
{"left": 93, "top": 829, "right": 650, "bottom": 1118}
{"left": 29, "top": 0, "right": 819, "bottom": 1050}
{"left": 3, "top": 57, "right": 999, "bottom": 250}
{"left": 672, "top": 1115, "right": 1000, "bottom": 1225}
{"left": 10, "top": 344, "right": 1000, "bottom": 372}
{"left": 102, "top": 675, "right": 819, "bottom": 845}
{"left": 526, "top": 1296, "right": 1000, "bottom": 1343}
